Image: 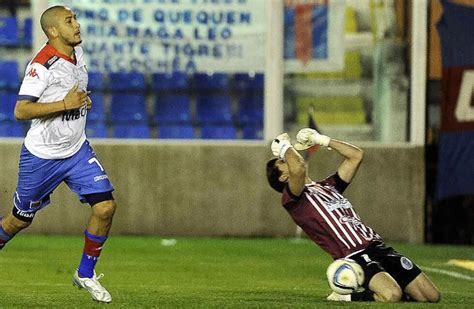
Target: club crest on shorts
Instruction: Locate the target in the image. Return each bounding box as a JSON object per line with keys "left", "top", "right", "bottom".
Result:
{"left": 400, "top": 257, "right": 413, "bottom": 270}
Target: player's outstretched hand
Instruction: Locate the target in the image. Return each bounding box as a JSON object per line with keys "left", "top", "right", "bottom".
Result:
{"left": 294, "top": 128, "right": 331, "bottom": 150}
{"left": 271, "top": 133, "right": 293, "bottom": 159}
{"left": 63, "top": 82, "right": 88, "bottom": 110}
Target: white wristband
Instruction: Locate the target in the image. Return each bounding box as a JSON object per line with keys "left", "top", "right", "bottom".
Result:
{"left": 279, "top": 142, "right": 293, "bottom": 160}
{"left": 319, "top": 135, "right": 331, "bottom": 147}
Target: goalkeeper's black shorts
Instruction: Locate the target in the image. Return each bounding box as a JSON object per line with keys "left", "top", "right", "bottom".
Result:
{"left": 347, "top": 241, "right": 422, "bottom": 290}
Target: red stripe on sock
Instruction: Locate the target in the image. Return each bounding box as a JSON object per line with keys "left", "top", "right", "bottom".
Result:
{"left": 83, "top": 235, "right": 103, "bottom": 257}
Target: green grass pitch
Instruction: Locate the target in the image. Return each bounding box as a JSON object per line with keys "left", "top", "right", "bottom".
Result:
{"left": 0, "top": 235, "right": 473, "bottom": 308}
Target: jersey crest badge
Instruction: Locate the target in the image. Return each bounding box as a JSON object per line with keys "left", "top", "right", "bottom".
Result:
{"left": 400, "top": 257, "right": 414, "bottom": 270}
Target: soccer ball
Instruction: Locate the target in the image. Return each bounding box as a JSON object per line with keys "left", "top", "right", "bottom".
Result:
{"left": 326, "top": 258, "right": 365, "bottom": 295}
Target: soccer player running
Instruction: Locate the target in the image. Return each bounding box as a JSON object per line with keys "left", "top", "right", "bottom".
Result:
{"left": 266, "top": 128, "right": 440, "bottom": 303}
{"left": 0, "top": 6, "right": 115, "bottom": 303}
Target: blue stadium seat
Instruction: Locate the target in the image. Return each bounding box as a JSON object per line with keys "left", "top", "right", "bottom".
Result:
{"left": 158, "top": 125, "right": 195, "bottom": 139}
{"left": 22, "top": 17, "right": 32, "bottom": 46}
{"left": 0, "top": 121, "right": 24, "bottom": 137}
{"left": 112, "top": 124, "right": 151, "bottom": 139}
{"left": 242, "top": 125, "right": 263, "bottom": 140}
{"left": 0, "top": 60, "right": 20, "bottom": 90}
{"left": 88, "top": 72, "right": 104, "bottom": 91}
{"left": 86, "top": 122, "right": 108, "bottom": 138}
{"left": 155, "top": 95, "right": 191, "bottom": 125}
{"left": 0, "top": 16, "right": 18, "bottom": 46}
{"left": 234, "top": 73, "right": 264, "bottom": 91}
{"left": 151, "top": 72, "right": 188, "bottom": 91}
{"left": 110, "top": 94, "right": 147, "bottom": 123}
{"left": 196, "top": 95, "right": 233, "bottom": 125}
{"left": 237, "top": 95, "right": 263, "bottom": 126}
{"left": 109, "top": 72, "right": 146, "bottom": 92}
{"left": 0, "top": 92, "right": 17, "bottom": 121}
{"left": 87, "top": 93, "right": 105, "bottom": 123}
{"left": 193, "top": 73, "right": 229, "bottom": 91}
{"left": 201, "top": 125, "right": 237, "bottom": 139}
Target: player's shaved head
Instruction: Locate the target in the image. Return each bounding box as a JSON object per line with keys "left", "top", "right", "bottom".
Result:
{"left": 40, "top": 5, "right": 70, "bottom": 37}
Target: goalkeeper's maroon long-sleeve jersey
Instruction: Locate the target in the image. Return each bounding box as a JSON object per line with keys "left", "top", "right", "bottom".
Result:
{"left": 282, "top": 173, "right": 382, "bottom": 259}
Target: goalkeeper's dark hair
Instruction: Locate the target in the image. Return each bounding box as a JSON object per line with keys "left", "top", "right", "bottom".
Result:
{"left": 266, "top": 158, "right": 285, "bottom": 193}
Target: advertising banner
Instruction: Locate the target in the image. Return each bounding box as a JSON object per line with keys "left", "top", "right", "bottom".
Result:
{"left": 49, "top": 0, "right": 267, "bottom": 73}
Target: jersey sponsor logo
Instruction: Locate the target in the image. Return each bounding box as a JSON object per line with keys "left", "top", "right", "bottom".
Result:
{"left": 44, "top": 55, "right": 60, "bottom": 69}
{"left": 400, "top": 257, "right": 414, "bottom": 270}
{"left": 307, "top": 186, "right": 351, "bottom": 211}
{"left": 339, "top": 215, "right": 362, "bottom": 226}
{"left": 325, "top": 198, "right": 352, "bottom": 211}
{"left": 94, "top": 175, "right": 109, "bottom": 182}
{"left": 26, "top": 68, "right": 39, "bottom": 78}
{"left": 14, "top": 209, "right": 35, "bottom": 219}
{"left": 47, "top": 55, "right": 59, "bottom": 66}
{"left": 62, "top": 106, "right": 87, "bottom": 122}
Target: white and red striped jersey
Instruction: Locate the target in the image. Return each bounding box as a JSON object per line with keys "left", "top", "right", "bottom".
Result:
{"left": 18, "top": 43, "right": 88, "bottom": 159}
{"left": 282, "top": 173, "right": 382, "bottom": 259}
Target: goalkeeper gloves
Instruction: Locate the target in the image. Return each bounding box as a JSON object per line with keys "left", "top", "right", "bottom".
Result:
{"left": 271, "top": 133, "right": 293, "bottom": 160}
{"left": 294, "top": 128, "right": 331, "bottom": 150}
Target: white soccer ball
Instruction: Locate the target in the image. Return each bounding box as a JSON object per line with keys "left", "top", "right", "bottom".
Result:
{"left": 326, "top": 258, "right": 365, "bottom": 295}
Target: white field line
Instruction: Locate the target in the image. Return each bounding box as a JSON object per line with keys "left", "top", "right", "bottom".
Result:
{"left": 421, "top": 266, "right": 474, "bottom": 281}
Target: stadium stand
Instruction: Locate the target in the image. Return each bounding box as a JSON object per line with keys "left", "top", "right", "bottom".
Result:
{"left": 201, "top": 125, "right": 237, "bottom": 139}
{"left": 0, "top": 16, "right": 18, "bottom": 46}
{"left": 154, "top": 95, "right": 191, "bottom": 125}
{"left": 193, "top": 73, "right": 229, "bottom": 91}
{"left": 296, "top": 96, "right": 366, "bottom": 125}
{"left": 242, "top": 125, "right": 263, "bottom": 140}
{"left": 88, "top": 72, "right": 104, "bottom": 91}
{"left": 158, "top": 125, "right": 195, "bottom": 139}
{"left": 21, "top": 17, "right": 32, "bottom": 46}
{"left": 0, "top": 121, "right": 24, "bottom": 137}
{"left": 0, "top": 60, "right": 20, "bottom": 90}
{"left": 152, "top": 72, "right": 188, "bottom": 91}
{"left": 87, "top": 93, "right": 106, "bottom": 123}
{"left": 110, "top": 94, "right": 147, "bottom": 123}
{"left": 237, "top": 95, "right": 263, "bottom": 126}
{"left": 237, "top": 94, "right": 264, "bottom": 140}
{"left": 0, "top": 91, "right": 17, "bottom": 121}
{"left": 85, "top": 122, "right": 108, "bottom": 138}
{"left": 0, "top": 13, "right": 269, "bottom": 141}
{"left": 233, "top": 73, "right": 264, "bottom": 92}
{"left": 112, "top": 124, "right": 151, "bottom": 139}
{"left": 109, "top": 72, "right": 146, "bottom": 92}
{"left": 196, "top": 95, "right": 233, "bottom": 125}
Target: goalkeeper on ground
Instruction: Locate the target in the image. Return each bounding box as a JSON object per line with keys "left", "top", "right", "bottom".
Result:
{"left": 266, "top": 128, "right": 440, "bottom": 303}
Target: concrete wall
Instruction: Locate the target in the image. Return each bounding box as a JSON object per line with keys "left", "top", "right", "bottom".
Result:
{"left": 0, "top": 139, "right": 425, "bottom": 243}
